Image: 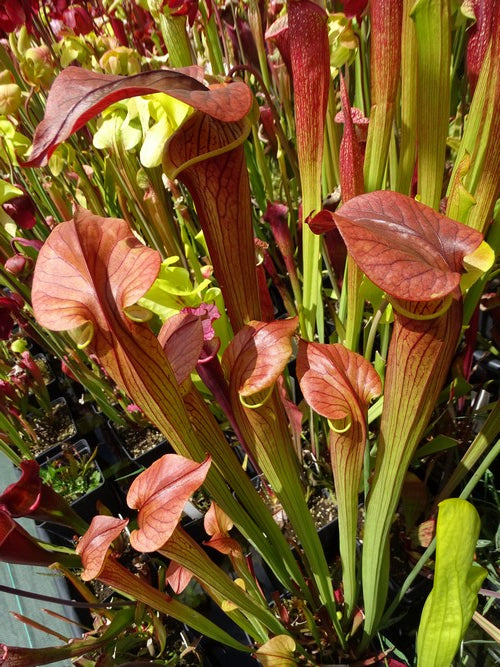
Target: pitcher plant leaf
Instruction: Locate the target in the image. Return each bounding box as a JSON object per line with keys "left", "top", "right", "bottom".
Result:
{"left": 127, "top": 454, "right": 211, "bottom": 552}
{"left": 23, "top": 66, "right": 253, "bottom": 166}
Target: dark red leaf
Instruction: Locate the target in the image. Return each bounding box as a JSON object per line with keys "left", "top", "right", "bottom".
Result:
{"left": 288, "top": 1, "right": 330, "bottom": 179}
{"left": 265, "top": 15, "right": 292, "bottom": 73}
{"left": 338, "top": 75, "right": 364, "bottom": 202}
{"left": 466, "top": 0, "right": 495, "bottom": 93}
{"left": 0, "top": 460, "right": 41, "bottom": 516}
{"left": 307, "top": 209, "right": 336, "bottom": 234}
{"left": 163, "top": 111, "right": 260, "bottom": 331}
{"left": 0, "top": 509, "right": 56, "bottom": 567}
{"left": 2, "top": 187, "right": 36, "bottom": 229}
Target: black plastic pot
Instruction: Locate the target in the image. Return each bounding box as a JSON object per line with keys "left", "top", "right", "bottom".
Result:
{"left": 107, "top": 419, "right": 173, "bottom": 469}
{"left": 32, "top": 352, "right": 56, "bottom": 387}
{"left": 37, "top": 439, "right": 121, "bottom": 545}
{"left": 191, "top": 600, "right": 258, "bottom": 667}
{"left": 28, "top": 396, "right": 77, "bottom": 456}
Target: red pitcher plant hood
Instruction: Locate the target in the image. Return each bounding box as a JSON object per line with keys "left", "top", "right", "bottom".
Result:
{"left": 297, "top": 340, "right": 381, "bottom": 617}
{"left": 22, "top": 65, "right": 253, "bottom": 168}
{"left": 309, "top": 190, "right": 487, "bottom": 306}
{"left": 126, "top": 453, "right": 211, "bottom": 552}
{"left": 0, "top": 508, "right": 58, "bottom": 567}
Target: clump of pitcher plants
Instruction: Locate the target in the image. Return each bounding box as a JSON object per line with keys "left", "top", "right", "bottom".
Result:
{"left": 0, "top": 1, "right": 498, "bottom": 666}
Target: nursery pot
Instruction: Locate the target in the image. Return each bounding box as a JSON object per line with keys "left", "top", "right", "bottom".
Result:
{"left": 107, "top": 419, "right": 173, "bottom": 469}
{"left": 28, "top": 396, "right": 77, "bottom": 457}
{"left": 37, "top": 439, "right": 117, "bottom": 545}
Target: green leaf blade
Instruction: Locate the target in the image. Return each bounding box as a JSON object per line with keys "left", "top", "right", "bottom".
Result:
{"left": 416, "top": 498, "right": 487, "bottom": 667}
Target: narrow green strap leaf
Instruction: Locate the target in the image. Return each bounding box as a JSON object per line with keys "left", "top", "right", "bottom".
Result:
{"left": 410, "top": 0, "right": 451, "bottom": 210}
{"left": 416, "top": 499, "right": 487, "bottom": 667}
{"left": 396, "top": 0, "right": 418, "bottom": 195}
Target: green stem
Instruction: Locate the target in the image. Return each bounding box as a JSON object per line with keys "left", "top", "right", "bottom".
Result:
{"left": 251, "top": 123, "right": 274, "bottom": 201}
{"left": 156, "top": 11, "right": 193, "bottom": 68}
{"left": 446, "top": 15, "right": 500, "bottom": 234}
{"left": 302, "top": 215, "right": 323, "bottom": 341}
{"left": 161, "top": 527, "right": 283, "bottom": 640}
{"left": 343, "top": 258, "right": 364, "bottom": 352}
{"left": 248, "top": 0, "right": 271, "bottom": 92}
{"left": 232, "top": 388, "right": 346, "bottom": 647}
{"left": 323, "top": 81, "right": 341, "bottom": 191}
{"left": 98, "top": 557, "right": 252, "bottom": 652}
{"left": 199, "top": 1, "right": 224, "bottom": 76}
{"left": 182, "top": 387, "right": 310, "bottom": 597}
{"left": 364, "top": 299, "right": 389, "bottom": 362}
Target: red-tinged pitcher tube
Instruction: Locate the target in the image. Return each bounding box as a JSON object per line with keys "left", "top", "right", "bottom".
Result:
{"left": 288, "top": 0, "right": 330, "bottom": 340}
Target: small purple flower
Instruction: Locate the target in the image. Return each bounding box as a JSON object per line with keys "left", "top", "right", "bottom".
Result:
{"left": 182, "top": 303, "right": 220, "bottom": 342}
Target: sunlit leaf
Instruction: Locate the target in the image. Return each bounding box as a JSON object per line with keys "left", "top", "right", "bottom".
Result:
{"left": 23, "top": 66, "right": 253, "bottom": 166}
{"left": 32, "top": 207, "right": 160, "bottom": 334}
{"left": 157, "top": 311, "right": 204, "bottom": 384}
{"left": 220, "top": 578, "right": 246, "bottom": 612}
{"left": 330, "top": 191, "right": 484, "bottom": 301}
{"left": 297, "top": 340, "right": 381, "bottom": 421}
{"left": 0, "top": 179, "right": 23, "bottom": 205}
{"left": 256, "top": 635, "right": 297, "bottom": 666}
{"left": 75, "top": 516, "right": 128, "bottom": 581}
{"left": 127, "top": 454, "right": 211, "bottom": 552}
{"left": 140, "top": 114, "right": 169, "bottom": 167}
{"left": 417, "top": 499, "right": 487, "bottom": 666}
{"left": 222, "top": 318, "right": 298, "bottom": 397}
{"left": 140, "top": 258, "right": 212, "bottom": 320}
{"left": 204, "top": 502, "right": 233, "bottom": 536}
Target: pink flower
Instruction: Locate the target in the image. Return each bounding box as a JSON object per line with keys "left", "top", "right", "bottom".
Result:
{"left": 339, "top": 0, "right": 369, "bottom": 20}
{"left": 182, "top": 303, "right": 220, "bottom": 342}
{"left": 4, "top": 254, "right": 33, "bottom": 279}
